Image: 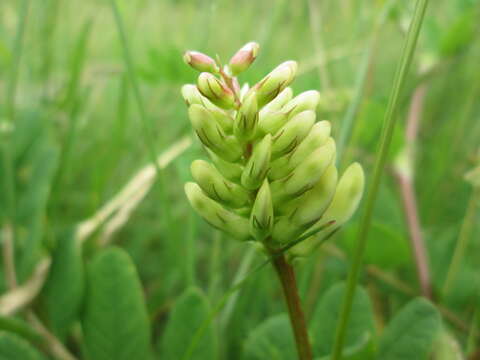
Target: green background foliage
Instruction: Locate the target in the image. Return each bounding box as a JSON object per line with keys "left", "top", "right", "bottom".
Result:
{"left": 0, "top": 0, "right": 479, "bottom": 359}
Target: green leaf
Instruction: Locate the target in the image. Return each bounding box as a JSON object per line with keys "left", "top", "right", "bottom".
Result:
{"left": 432, "top": 330, "right": 463, "bottom": 360}
{"left": 0, "top": 331, "right": 46, "bottom": 360}
{"left": 42, "top": 228, "right": 84, "bottom": 340}
{"left": 377, "top": 298, "right": 441, "bottom": 360}
{"left": 243, "top": 313, "right": 296, "bottom": 360}
{"left": 310, "top": 283, "right": 375, "bottom": 358}
{"left": 439, "top": 10, "right": 476, "bottom": 56}
{"left": 317, "top": 333, "right": 372, "bottom": 360}
{"left": 82, "top": 247, "right": 152, "bottom": 360}
{"left": 159, "top": 287, "right": 217, "bottom": 360}
{"left": 5, "top": 114, "right": 60, "bottom": 281}
{"left": 0, "top": 316, "right": 43, "bottom": 347}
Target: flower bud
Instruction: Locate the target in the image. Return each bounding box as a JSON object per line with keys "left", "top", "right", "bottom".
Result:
{"left": 234, "top": 90, "right": 258, "bottom": 141}
{"left": 184, "top": 182, "right": 250, "bottom": 241}
{"left": 250, "top": 179, "right": 274, "bottom": 240}
{"left": 282, "top": 90, "right": 321, "bottom": 119}
{"left": 319, "top": 162, "right": 364, "bottom": 227}
{"left": 188, "top": 104, "right": 242, "bottom": 161}
{"left": 182, "top": 85, "right": 233, "bottom": 132}
{"left": 271, "top": 110, "right": 315, "bottom": 158}
{"left": 182, "top": 84, "right": 227, "bottom": 115}
{"left": 197, "top": 72, "right": 236, "bottom": 109}
{"left": 229, "top": 42, "right": 260, "bottom": 76}
{"left": 206, "top": 149, "right": 243, "bottom": 182}
{"left": 183, "top": 51, "right": 219, "bottom": 73}
{"left": 181, "top": 84, "right": 204, "bottom": 106}
{"left": 258, "top": 111, "right": 289, "bottom": 136}
{"left": 259, "top": 87, "right": 293, "bottom": 116}
{"left": 209, "top": 108, "right": 234, "bottom": 133}
{"left": 271, "top": 140, "right": 335, "bottom": 204}
{"left": 253, "top": 61, "right": 298, "bottom": 107}
{"left": 288, "top": 163, "right": 364, "bottom": 258}
{"left": 288, "top": 164, "right": 338, "bottom": 226}
{"left": 191, "top": 160, "right": 249, "bottom": 208}
{"left": 269, "top": 122, "right": 331, "bottom": 180}
{"left": 241, "top": 134, "right": 272, "bottom": 190}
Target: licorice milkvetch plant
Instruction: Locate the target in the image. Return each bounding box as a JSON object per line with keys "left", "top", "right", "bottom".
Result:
{"left": 182, "top": 42, "right": 365, "bottom": 359}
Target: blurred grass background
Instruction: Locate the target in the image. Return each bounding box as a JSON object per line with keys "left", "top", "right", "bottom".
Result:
{"left": 1, "top": 0, "right": 479, "bottom": 358}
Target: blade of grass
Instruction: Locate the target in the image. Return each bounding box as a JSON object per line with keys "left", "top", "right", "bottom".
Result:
{"left": 307, "top": 0, "right": 331, "bottom": 90}
{"left": 336, "top": 0, "right": 396, "bottom": 161}
{"left": 442, "top": 187, "right": 480, "bottom": 297}
{"left": 2, "top": 0, "right": 31, "bottom": 206}
{"left": 109, "top": 0, "right": 175, "bottom": 244}
{"left": 109, "top": 0, "right": 161, "bottom": 174}
{"left": 40, "top": 0, "right": 61, "bottom": 95}
{"left": 1, "top": 0, "right": 31, "bottom": 291}
{"left": 51, "top": 19, "right": 93, "bottom": 199}
{"left": 331, "top": 0, "right": 430, "bottom": 358}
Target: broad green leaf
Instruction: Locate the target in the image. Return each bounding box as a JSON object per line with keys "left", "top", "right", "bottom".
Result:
{"left": 243, "top": 313, "right": 296, "bottom": 360}
{"left": 0, "top": 331, "right": 46, "bottom": 360}
{"left": 432, "top": 331, "right": 463, "bottom": 360}
{"left": 317, "top": 333, "right": 372, "bottom": 360}
{"left": 310, "top": 283, "right": 375, "bottom": 358}
{"left": 159, "top": 287, "right": 217, "bottom": 360}
{"left": 377, "top": 298, "right": 441, "bottom": 360}
{"left": 42, "top": 228, "right": 84, "bottom": 339}
{"left": 82, "top": 247, "right": 152, "bottom": 360}
{"left": 0, "top": 316, "right": 43, "bottom": 346}
{"left": 439, "top": 10, "right": 476, "bottom": 56}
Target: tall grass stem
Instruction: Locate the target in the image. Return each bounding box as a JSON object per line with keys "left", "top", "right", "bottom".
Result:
{"left": 331, "top": 0, "right": 430, "bottom": 358}
{"left": 109, "top": 0, "right": 175, "bottom": 244}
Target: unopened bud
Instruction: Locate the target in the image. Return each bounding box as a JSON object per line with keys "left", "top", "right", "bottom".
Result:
{"left": 271, "top": 110, "right": 315, "bottom": 158}
{"left": 288, "top": 163, "right": 364, "bottom": 257}
{"left": 229, "top": 42, "right": 260, "bottom": 75}
{"left": 242, "top": 134, "right": 272, "bottom": 190}
{"left": 197, "top": 72, "right": 236, "bottom": 109}
{"left": 191, "top": 160, "right": 249, "bottom": 208}
{"left": 258, "top": 111, "right": 289, "bottom": 136}
{"left": 206, "top": 149, "right": 243, "bottom": 182}
{"left": 209, "top": 108, "right": 234, "bottom": 133}
{"left": 254, "top": 61, "right": 298, "bottom": 107}
{"left": 181, "top": 84, "right": 204, "bottom": 106}
{"left": 182, "top": 84, "right": 225, "bottom": 112}
{"left": 289, "top": 164, "right": 338, "bottom": 226}
{"left": 282, "top": 90, "right": 321, "bottom": 118}
{"left": 315, "top": 162, "right": 365, "bottom": 229}
{"left": 269, "top": 122, "right": 331, "bottom": 180}
{"left": 234, "top": 90, "right": 258, "bottom": 141}
{"left": 184, "top": 182, "right": 250, "bottom": 240}
{"left": 182, "top": 85, "right": 233, "bottom": 132}
{"left": 271, "top": 140, "right": 335, "bottom": 204}
{"left": 188, "top": 104, "right": 242, "bottom": 161}
{"left": 250, "top": 179, "right": 274, "bottom": 240}
{"left": 183, "top": 51, "right": 219, "bottom": 73}
{"left": 260, "top": 87, "right": 293, "bottom": 116}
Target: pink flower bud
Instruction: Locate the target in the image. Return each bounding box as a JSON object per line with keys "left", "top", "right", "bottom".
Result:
{"left": 229, "top": 42, "right": 260, "bottom": 75}
{"left": 183, "top": 51, "right": 219, "bottom": 73}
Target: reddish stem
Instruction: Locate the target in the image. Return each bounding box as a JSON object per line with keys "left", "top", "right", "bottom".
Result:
{"left": 272, "top": 254, "right": 313, "bottom": 360}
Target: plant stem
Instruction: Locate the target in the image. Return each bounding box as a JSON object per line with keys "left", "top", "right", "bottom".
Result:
{"left": 395, "top": 83, "right": 432, "bottom": 298}
{"left": 442, "top": 187, "right": 480, "bottom": 297}
{"left": 272, "top": 254, "right": 312, "bottom": 360}
{"left": 331, "top": 0, "right": 430, "bottom": 358}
